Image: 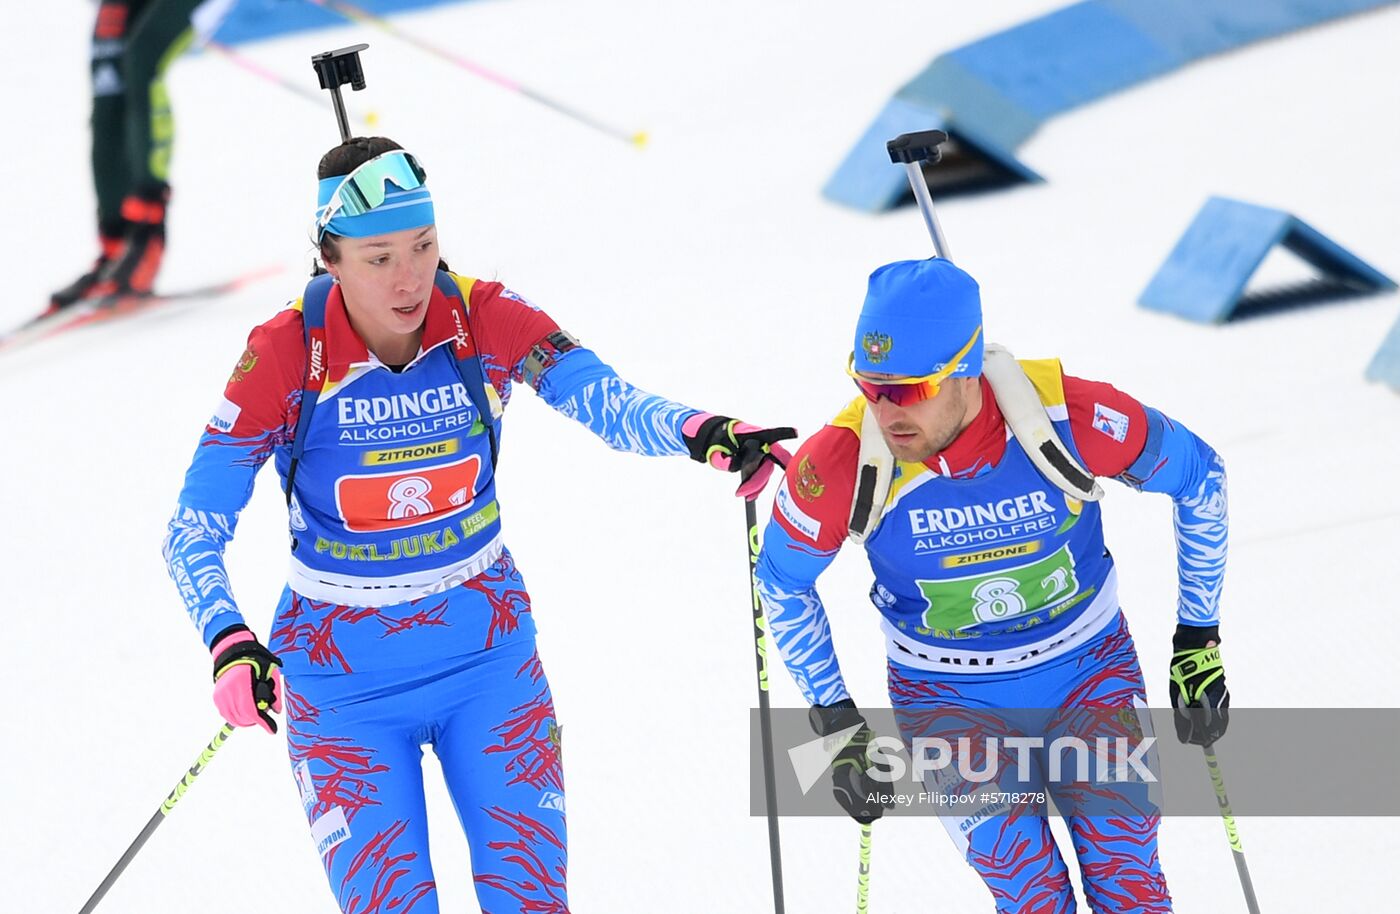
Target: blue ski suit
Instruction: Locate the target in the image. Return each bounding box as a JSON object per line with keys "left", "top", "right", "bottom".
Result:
{"left": 165, "top": 273, "right": 704, "bottom": 913}
{"left": 755, "top": 360, "right": 1228, "bottom": 913}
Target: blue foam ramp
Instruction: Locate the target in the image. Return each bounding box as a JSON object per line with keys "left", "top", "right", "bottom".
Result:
{"left": 928, "top": 3, "right": 1179, "bottom": 121}
{"left": 212, "top": 0, "right": 470, "bottom": 47}
{"left": 826, "top": 0, "right": 1400, "bottom": 211}
{"left": 822, "top": 98, "right": 1044, "bottom": 212}
{"left": 1365, "top": 317, "right": 1400, "bottom": 391}
{"left": 1139, "top": 196, "right": 1396, "bottom": 323}
{"left": 1108, "top": 0, "right": 1396, "bottom": 57}
{"left": 823, "top": 99, "right": 952, "bottom": 212}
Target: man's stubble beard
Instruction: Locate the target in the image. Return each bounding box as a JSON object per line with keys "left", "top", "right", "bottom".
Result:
{"left": 881, "top": 425, "right": 960, "bottom": 463}
{"left": 879, "top": 385, "right": 966, "bottom": 463}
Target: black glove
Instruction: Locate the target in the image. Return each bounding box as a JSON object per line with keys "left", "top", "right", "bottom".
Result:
{"left": 809, "top": 699, "right": 895, "bottom": 824}
{"left": 681, "top": 413, "right": 796, "bottom": 497}
{"left": 1168, "top": 623, "right": 1229, "bottom": 746}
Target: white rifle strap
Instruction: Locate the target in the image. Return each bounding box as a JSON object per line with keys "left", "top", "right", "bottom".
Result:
{"left": 982, "top": 343, "right": 1103, "bottom": 502}
{"left": 846, "top": 343, "right": 1103, "bottom": 542}
{"left": 848, "top": 403, "right": 895, "bottom": 544}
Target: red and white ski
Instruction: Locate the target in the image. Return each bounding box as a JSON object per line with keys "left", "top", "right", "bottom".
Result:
{"left": 0, "top": 264, "right": 284, "bottom": 354}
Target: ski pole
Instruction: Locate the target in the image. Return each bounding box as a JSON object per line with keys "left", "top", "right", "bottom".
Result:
{"left": 855, "top": 823, "right": 873, "bottom": 913}
{"left": 78, "top": 724, "right": 235, "bottom": 914}
{"left": 887, "top": 130, "right": 953, "bottom": 260}
{"left": 746, "top": 497, "right": 786, "bottom": 914}
{"left": 303, "top": 0, "right": 647, "bottom": 148}
{"left": 1203, "top": 743, "right": 1261, "bottom": 914}
{"left": 206, "top": 40, "right": 378, "bottom": 129}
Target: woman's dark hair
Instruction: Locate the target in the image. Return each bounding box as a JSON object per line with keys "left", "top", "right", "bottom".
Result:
{"left": 313, "top": 136, "right": 449, "bottom": 274}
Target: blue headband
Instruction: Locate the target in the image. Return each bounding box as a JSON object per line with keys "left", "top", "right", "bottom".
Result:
{"left": 315, "top": 177, "right": 436, "bottom": 239}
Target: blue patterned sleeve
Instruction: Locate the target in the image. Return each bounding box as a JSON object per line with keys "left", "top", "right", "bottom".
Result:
{"left": 163, "top": 429, "right": 272, "bottom": 646}
{"left": 164, "top": 504, "right": 247, "bottom": 647}
{"left": 1119, "top": 407, "right": 1228, "bottom": 626}
{"left": 754, "top": 517, "right": 850, "bottom": 706}
{"left": 164, "top": 421, "right": 287, "bottom": 645}
{"left": 534, "top": 347, "right": 698, "bottom": 456}
{"left": 163, "top": 314, "right": 301, "bottom": 647}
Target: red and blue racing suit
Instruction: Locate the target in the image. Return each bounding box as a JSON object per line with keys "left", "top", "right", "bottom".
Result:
{"left": 164, "top": 274, "right": 703, "bottom": 914}
{"left": 755, "top": 360, "right": 1228, "bottom": 914}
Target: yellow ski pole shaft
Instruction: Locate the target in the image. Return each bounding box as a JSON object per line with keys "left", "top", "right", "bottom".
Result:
{"left": 1204, "top": 743, "right": 1261, "bottom": 914}
{"left": 855, "top": 823, "right": 873, "bottom": 913}
{"left": 746, "top": 497, "right": 786, "bottom": 913}
{"left": 77, "top": 725, "right": 235, "bottom": 914}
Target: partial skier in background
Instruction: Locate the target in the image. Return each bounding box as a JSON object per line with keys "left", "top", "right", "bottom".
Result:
{"left": 164, "top": 135, "right": 794, "bottom": 913}
{"left": 755, "top": 257, "right": 1231, "bottom": 913}
{"left": 52, "top": 0, "right": 235, "bottom": 310}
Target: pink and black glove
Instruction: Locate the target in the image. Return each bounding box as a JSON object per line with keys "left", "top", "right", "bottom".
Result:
{"left": 211, "top": 624, "right": 284, "bottom": 735}
{"left": 682, "top": 413, "right": 796, "bottom": 500}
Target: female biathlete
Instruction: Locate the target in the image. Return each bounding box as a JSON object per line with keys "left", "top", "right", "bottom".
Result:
{"left": 163, "top": 135, "right": 793, "bottom": 913}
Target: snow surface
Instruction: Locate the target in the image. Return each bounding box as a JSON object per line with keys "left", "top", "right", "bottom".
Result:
{"left": 3, "top": 1, "right": 1398, "bottom": 911}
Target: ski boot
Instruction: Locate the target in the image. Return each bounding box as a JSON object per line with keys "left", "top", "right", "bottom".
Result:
{"left": 89, "top": 184, "right": 169, "bottom": 300}
{"left": 50, "top": 223, "right": 126, "bottom": 311}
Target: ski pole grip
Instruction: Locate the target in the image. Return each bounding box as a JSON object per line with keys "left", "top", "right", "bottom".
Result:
{"left": 887, "top": 130, "right": 948, "bottom": 165}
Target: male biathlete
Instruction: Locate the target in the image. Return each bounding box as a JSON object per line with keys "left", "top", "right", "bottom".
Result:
{"left": 755, "top": 257, "right": 1230, "bottom": 913}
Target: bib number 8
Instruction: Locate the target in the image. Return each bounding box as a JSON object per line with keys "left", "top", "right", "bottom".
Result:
{"left": 971, "top": 577, "right": 1027, "bottom": 622}
{"left": 387, "top": 476, "right": 434, "bottom": 519}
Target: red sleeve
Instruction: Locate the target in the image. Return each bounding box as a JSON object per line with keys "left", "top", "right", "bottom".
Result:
{"left": 771, "top": 424, "right": 859, "bottom": 554}
{"left": 1062, "top": 374, "right": 1149, "bottom": 478}
{"left": 467, "top": 281, "right": 562, "bottom": 392}
{"left": 211, "top": 307, "right": 306, "bottom": 439}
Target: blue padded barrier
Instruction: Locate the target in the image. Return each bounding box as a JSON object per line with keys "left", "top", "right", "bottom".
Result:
{"left": 211, "top": 0, "right": 466, "bottom": 47}
{"left": 1139, "top": 196, "right": 1395, "bottom": 323}
{"left": 824, "top": 0, "right": 1399, "bottom": 211}
{"left": 1365, "top": 317, "right": 1400, "bottom": 391}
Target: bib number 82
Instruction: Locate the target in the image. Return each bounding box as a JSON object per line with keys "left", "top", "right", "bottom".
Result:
{"left": 971, "top": 577, "right": 1027, "bottom": 622}
{"left": 917, "top": 544, "right": 1080, "bottom": 632}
